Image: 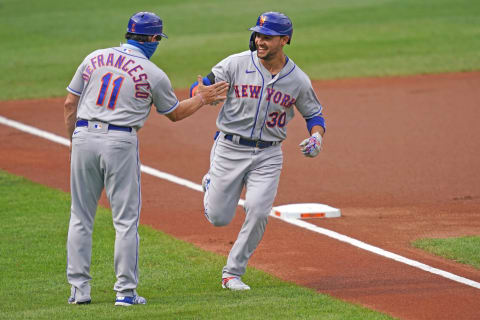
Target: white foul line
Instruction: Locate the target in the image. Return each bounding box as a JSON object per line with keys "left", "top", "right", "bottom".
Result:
{"left": 1, "top": 114, "right": 479, "bottom": 290}
{"left": 0, "top": 115, "right": 71, "bottom": 147}
{"left": 283, "top": 218, "right": 480, "bottom": 289}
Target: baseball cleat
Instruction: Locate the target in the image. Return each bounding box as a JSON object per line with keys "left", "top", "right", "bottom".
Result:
{"left": 222, "top": 277, "right": 251, "bottom": 291}
{"left": 115, "top": 295, "right": 147, "bottom": 306}
{"left": 68, "top": 296, "right": 91, "bottom": 305}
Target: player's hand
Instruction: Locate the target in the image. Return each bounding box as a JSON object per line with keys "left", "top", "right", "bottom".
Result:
{"left": 195, "top": 75, "right": 228, "bottom": 106}
{"left": 299, "top": 132, "right": 322, "bottom": 158}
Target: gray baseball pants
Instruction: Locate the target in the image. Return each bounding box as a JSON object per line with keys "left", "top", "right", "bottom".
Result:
{"left": 66, "top": 125, "right": 141, "bottom": 300}
{"left": 204, "top": 131, "right": 283, "bottom": 278}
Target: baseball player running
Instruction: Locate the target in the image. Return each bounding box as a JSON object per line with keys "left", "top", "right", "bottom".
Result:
{"left": 190, "top": 12, "right": 326, "bottom": 290}
{"left": 64, "top": 12, "right": 228, "bottom": 306}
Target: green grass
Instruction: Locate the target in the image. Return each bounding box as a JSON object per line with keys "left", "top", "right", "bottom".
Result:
{"left": 0, "top": 170, "right": 395, "bottom": 319}
{"left": 0, "top": 0, "right": 479, "bottom": 100}
{"left": 412, "top": 236, "right": 480, "bottom": 269}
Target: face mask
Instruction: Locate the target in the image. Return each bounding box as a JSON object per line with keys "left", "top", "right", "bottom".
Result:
{"left": 127, "top": 39, "right": 159, "bottom": 59}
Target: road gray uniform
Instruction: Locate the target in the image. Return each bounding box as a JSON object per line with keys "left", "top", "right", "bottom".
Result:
{"left": 204, "top": 50, "right": 323, "bottom": 278}
{"left": 66, "top": 43, "right": 178, "bottom": 300}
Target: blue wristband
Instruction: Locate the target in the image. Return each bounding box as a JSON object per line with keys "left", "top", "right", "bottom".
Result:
{"left": 306, "top": 115, "right": 326, "bottom": 133}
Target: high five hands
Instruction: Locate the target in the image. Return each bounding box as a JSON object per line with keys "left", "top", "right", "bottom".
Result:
{"left": 195, "top": 75, "right": 229, "bottom": 106}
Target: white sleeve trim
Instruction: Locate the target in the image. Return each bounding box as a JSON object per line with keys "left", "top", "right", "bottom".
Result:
{"left": 156, "top": 100, "right": 180, "bottom": 114}
{"left": 66, "top": 86, "right": 82, "bottom": 96}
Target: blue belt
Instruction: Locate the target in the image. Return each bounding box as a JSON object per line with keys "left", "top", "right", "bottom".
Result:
{"left": 76, "top": 119, "right": 132, "bottom": 132}
{"left": 224, "top": 134, "right": 276, "bottom": 149}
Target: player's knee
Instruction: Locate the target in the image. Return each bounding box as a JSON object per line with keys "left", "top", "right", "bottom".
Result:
{"left": 250, "top": 211, "right": 269, "bottom": 225}
{"left": 204, "top": 208, "right": 233, "bottom": 227}
{"left": 204, "top": 199, "right": 237, "bottom": 226}
{"left": 208, "top": 214, "right": 232, "bottom": 227}
{"left": 244, "top": 202, "right": 271, "bottom": 222}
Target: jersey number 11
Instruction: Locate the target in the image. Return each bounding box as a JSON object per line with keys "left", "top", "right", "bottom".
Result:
{"left": 96, "top": 72, "right": 125, "bottom": 110}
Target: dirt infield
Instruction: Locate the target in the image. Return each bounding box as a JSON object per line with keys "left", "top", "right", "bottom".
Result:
{"left": 1, "top": 72, "right": 479, "bottom": 319}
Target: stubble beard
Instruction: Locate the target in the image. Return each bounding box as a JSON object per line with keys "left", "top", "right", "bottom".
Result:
{"left": 257, "top": 47, "right": 275, "bottom": 61}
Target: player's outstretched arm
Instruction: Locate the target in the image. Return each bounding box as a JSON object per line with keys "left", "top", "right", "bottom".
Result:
{"left": 165, "top": 75, "right": 228, "bottom": 122}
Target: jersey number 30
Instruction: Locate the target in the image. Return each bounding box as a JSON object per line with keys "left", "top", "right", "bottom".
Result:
{"left": 96, "top": 72, "right": 125, "bottom": 110}
{"left": 266, "top": 111, "right": 286, "bottom": 128}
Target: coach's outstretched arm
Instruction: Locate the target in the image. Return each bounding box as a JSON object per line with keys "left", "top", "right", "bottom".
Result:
{"left": 165, "top": 75, "right": 228, "bottom": 122}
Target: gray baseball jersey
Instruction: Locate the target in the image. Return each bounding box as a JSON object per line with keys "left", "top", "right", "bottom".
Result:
{"left": 67, "top": 43, "right": 179, "bottom": 128}
{"left": 212, "top": 50, "right": 323, "bottom": 141}
{"left": 203, "top": 50, "right": 325, "bottom": 282}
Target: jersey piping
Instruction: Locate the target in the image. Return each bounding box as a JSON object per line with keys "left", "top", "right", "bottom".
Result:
{"left": 249, "top": 52, "right": 266, "bottom": 139}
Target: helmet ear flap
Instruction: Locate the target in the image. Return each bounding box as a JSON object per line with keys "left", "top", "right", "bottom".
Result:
{"left": 249, "top": 32, "right": 256, "bottom": 51}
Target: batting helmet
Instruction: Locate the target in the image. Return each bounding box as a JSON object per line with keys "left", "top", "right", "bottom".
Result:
{"left": 249, "top": 11, "right": 293, "bottom": 50}
{"left": 127, "top": 12, "right": 168, "bottom": 39}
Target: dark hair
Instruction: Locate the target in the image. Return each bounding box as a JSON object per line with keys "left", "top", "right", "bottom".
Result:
{"left": 125, "top": 32, "right": 161, "bottom": 42}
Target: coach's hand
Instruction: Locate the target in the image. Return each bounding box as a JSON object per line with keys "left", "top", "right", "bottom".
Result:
{"left": 299, "top": 132, "right": 322, "bottom": 158}
{"left": 195, "top": 75, "right": 228, "bottom": 106}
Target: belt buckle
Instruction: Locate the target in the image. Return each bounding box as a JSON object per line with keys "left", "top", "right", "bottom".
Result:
{"left": 255, "top": 140, "right": 265, "bottom": 148}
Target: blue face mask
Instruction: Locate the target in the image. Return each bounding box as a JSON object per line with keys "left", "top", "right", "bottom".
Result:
{"left": 127, "top": 39, "right": 159, "bottom": 59}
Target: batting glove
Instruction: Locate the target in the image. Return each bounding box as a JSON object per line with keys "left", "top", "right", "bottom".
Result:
{"left": 299, "top": 132, "right": 322, "bottom": 158}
